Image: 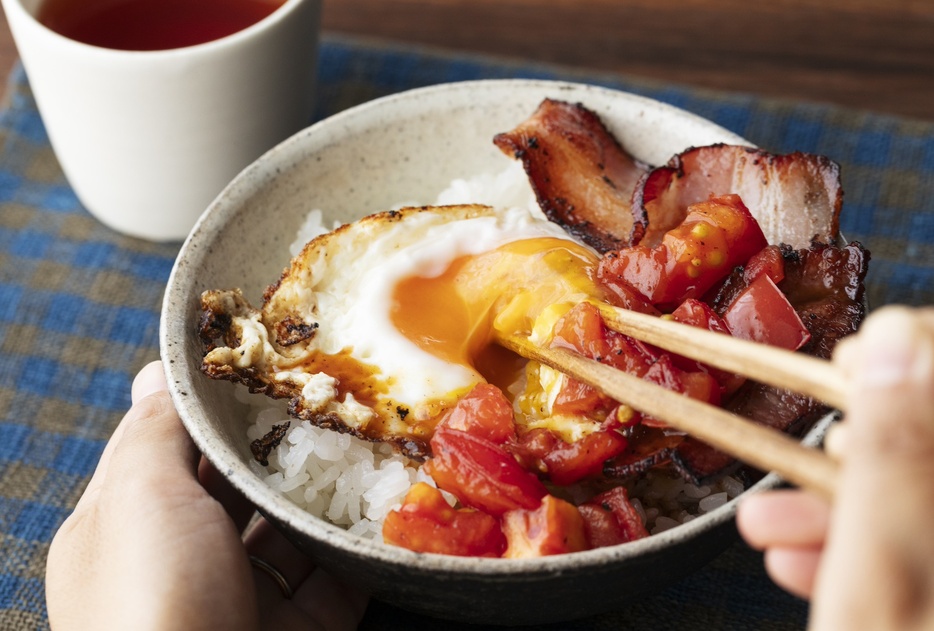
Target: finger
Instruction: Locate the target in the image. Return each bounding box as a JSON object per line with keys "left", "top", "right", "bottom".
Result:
{"left": 763, "top": 546, "right": 821, "bottom": 600}
{"left": 822, "top": 423, "right": 848, "bottom": 461}
{"left": 131, "top": 360, "right": 168, "bottom": 403}
{"left": 737, "top": 490, "right": 830, "bottom": 550}
{"left": 72, "top": 361, "right": 172, "bottom": 514}
{"left": 810, "top": 308, "right": 934, "bottom": 629}
{"left": 292, "top": 567, "right": 370, "bottom": 631}
{"left": 199, "top": 457, "right": 256, "bottom": 533}
{"left": 102, "top": 390, "right": 201, "bottom": 495}
{"left": 244, "top": 518, "right": 317, "bottom": 603}
{"left": 843, "top": 308, "right": 934, "bottom": 486}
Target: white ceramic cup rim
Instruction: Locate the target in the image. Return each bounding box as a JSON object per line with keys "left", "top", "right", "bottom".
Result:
{"left": 8, "top": 0, "right": 305, "bottom": 57}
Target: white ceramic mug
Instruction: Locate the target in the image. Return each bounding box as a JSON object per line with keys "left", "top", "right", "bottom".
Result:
{"left": 2, "top": 0, "right": 321, "bottom": 241}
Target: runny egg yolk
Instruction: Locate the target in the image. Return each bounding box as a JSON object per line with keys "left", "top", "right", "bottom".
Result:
{"left": 390, "top": 236, "right": 604, "bottom": 387}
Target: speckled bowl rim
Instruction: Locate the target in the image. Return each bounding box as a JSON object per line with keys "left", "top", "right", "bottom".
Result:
{"left": 160, "top": 78, "right": 835, "bottom": 578}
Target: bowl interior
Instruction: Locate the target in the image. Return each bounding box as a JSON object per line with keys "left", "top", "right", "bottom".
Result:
{"left": 160, "top": 79, "right": 829, "bottom": 624}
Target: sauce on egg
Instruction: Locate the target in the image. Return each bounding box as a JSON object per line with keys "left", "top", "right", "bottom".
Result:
{"left": 390, "top": 236, "right": 604, "bottom": 388}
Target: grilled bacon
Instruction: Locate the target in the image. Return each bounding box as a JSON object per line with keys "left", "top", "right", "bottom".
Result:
{"left": 605, "top": 241, "right": 867, "bottom": 483}
{"left": 494, "top": 99, "right": 648, "bottom": 253}
{"left": 672, "top": 242, "right": 869, "bottom": 482}
{"left": 633, "top": 144, "right": 843, "bottom": 249}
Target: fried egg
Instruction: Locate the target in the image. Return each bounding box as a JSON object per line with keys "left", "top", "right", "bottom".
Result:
{"left": 200, "top": 203, "right": 607, "bottom": 456}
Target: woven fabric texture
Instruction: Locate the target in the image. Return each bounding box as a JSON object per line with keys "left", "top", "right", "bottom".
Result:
{"left": 1, "top": 34, "right": 932, "bottom": 630}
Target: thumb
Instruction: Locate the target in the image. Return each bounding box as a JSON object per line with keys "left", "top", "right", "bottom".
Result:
{"left": 72, "top": 361, "right": 192, "bottom": 513}
{"left": 101, "top": 361, "right": 200, "bottom": 494}
{"left": 132, "top": 360, "right": 169, "bottom": 403}
{"left": 107, "top": 394, "right": 200, "bottom": 489}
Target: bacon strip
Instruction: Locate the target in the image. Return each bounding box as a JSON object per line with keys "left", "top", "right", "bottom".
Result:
{"left": 494, "top": 99, "right": 648, "bottom": 253}
{"left": 671, "top": 242, "right": 869, "bottom": 482}
{"left": 633, "top": 144, "right": 843, "bottom": 249}
{"left": 603, "top": 426, "right": 682, "bottom": 479}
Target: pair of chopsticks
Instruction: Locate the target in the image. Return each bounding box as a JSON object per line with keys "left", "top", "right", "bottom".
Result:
{"left": 497, "top": 302, "right": 844, "bottom": 500}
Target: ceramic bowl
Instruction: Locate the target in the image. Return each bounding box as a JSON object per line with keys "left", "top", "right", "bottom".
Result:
{"left": 160, "top": 79, "right": 833, "bottom": 625}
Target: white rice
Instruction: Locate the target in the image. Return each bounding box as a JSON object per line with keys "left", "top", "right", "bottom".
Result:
{"left": 245, "top": 162, "right": 745, "bottom": 542}
{"left": 240, "top": 390, "right": 456, "bottom": 540}
{"left": 626, "top": 470, "right": 745, "bottom": 535}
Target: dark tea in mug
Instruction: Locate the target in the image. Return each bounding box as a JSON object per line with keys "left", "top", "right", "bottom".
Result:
{"left": 37, "top": 0, "right": 285, "bottom": 51}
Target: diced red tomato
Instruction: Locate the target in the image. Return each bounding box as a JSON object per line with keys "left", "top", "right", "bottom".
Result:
{"left": 510, "top": 428, "right": 558, "bottom": 475}
{"left": 550, "top": 302, "right": 618, "bottom": 414}
{"left": 552, "top": 378, "right": 608, "bottom": 416}
{"left": 670, "top": 299, "right": 746, "bottom": 394}
{"left": 426, "top": 427, "right": 547, "bottom": 516}
{"left": 642, "top": 355, "right": 720, "bottom": 427}
{"left": 603, "top": 334, "right": 663, "bottom": 375}
{"left": 744, "top": 245, "right": 785, "bottom": 285}
{"left": 542, "top": 430, "right": 628, "bottom": 485}
{"left": 670, "top": 298, "right": 731, "bottom": 335}
{"left": 550, "top": 302, "right": 659, "bottom": 414}
{"left": 382, "top": 482, "right": 506, "bottom": 557}
{"left": 436, "top": 383, "right": 516, "bottom": 444}
{"left": 598, "top": 194, "right": 768, "bottom": 308}
{"left": 598, "top": 247, "right": 668, "bottom": 304}
{"left": 578, "top": 503, "right": 624, "bottom": 548}
{"left": 551, "top": 301, "right": 610, "bottom": 360}
{"left": 722, "top": 274, "right": 811, "bottom": 351}
{"left": 678, "top": 370, "right": 722, "bottom": 405}
{"left": 597, "top": 274, "right": 661, "bottom": 316}
{"left": 643, "top": 354, "right": 720, "bottom": 405}
{"left": 502, "top": 495, "right": 589, "bottom": 558}
{"left": 579, "top": 486, "right": 649, "bottom": 548}
{"left": 511, "top": 427, "right": 628, "bottom": 486}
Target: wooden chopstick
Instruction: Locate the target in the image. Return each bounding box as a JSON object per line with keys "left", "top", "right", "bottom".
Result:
{"left": 496, "top": 332, "right": 839, "bottom": 500}
{"left": 594, "top": 302, "right": 850, "bottom": 412}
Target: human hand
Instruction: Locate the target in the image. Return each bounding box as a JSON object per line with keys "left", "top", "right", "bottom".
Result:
{"left": 46, "top": 361, "right": 369, "bottom": 631}
{"left": 737, "top": 306, "right": 934, "bottom": 630}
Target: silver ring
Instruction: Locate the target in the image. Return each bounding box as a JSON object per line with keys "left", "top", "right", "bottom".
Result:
{"left": 249, "top": 555, "right": 294, "bottom": 599}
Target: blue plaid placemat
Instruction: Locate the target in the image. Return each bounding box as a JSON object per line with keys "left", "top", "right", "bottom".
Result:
{"left": 1, "top": 34, "right": 931, "bottom": 630}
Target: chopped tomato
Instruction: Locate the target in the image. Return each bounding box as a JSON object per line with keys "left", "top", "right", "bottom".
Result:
{"left": 670, "top": 298, "right": 746, "bottom": 394}
{"left": 598, "top": 247, "right": 667, "bottom": 303}
{"left": 670, "top": 298, "right": 731, "bottom": 335}
{"left": 598, "top": 194, "right": 768, "bottom": 307}
{"left": 744, "top": 245, "right": 785, "bottom": 285}
{"left": 550, "top": 301, "right": 609, "bottom": 360}
{"left": 436, "top": 383, "right": 516, "bottom": 444}
{"left": 551, "top": 302, "right": 661, "bottom": 374}
{"left": 550, "top": 302, "right": 617, "bottom": 414}
{"left": 426, "top": 427, "right": 547, "bottom": 516}
{"left": 510, "top": 428, "right": 558, "bottom": 475}
{"left": 678, "top": 370, "right": 721, "bottom": 405}
{"left": 503, "top": 495, "right": 589, "bottom": 558}
{"left": 512, "top": 428, "right": 628, "bottom": 486}
{"left": 723, "top": 274, "right": 811, "bottom": 351}
{"left": 543, "top": 430, "right": 628, "bottom": 485}
{"left": 550, "top": 302, "right": 659, "bottom": 414}
{"left": 383, "top": 482, "right": 506, "bottom": 557}
{"left": 643, "top": 354, "right": 719, "bottom": 405}
{"left": 552, "top": 378, "right": 609, "bottom": 415}
{"left": 579, "top": 486, "right": 649, "bottom": 548}
{"left": 604, "top": 334, "right": 663, "bottom": 375}
{"left": 597, "top": 275, "right": 661, "bottom": 316}
{"left": 577, "top": 503, "right": 624, "bottom": 548}
{"left": 642, "top": 355, "right": 720, "bottom": 427}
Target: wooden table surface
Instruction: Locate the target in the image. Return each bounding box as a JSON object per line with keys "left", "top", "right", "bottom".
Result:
{"left": 0, "top": 0, "right": 932, "bottom": 120}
